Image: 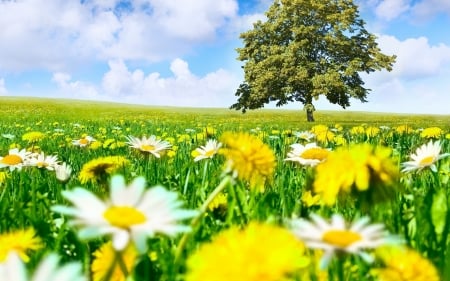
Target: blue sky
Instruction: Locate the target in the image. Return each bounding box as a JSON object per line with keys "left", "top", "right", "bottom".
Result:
{"left": 0, "top": 0, "right": 449, "bottom": 114}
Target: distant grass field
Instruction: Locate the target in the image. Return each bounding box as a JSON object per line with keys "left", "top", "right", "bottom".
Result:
{"left": 0, "top": 96, "right": 449, "bottom": 281}
{"left": 1, "top": 96, "right": 449, "bottom": 129}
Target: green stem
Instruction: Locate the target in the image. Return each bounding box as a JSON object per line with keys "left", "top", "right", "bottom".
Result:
{"left": 101, "top": 249, "right": 129, "bottom": 281}
{"left": 174, "top": 175, "right": 232, "bottom": 264}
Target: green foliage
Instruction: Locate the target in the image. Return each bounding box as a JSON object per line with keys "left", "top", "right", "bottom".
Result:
{"left": 231, "top": 0, "right": 396, "bottom": 115}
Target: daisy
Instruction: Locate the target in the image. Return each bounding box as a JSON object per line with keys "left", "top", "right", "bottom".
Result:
{"left": 0, "top": 252, "right": 86, "bottom": 281}
{"left": 289, "top": 213, "right": 400, "bottom": 269}
{"left": 72, "top": 136, "right": 95, "bottom": 147}
{"left": 401, "top": 140, "right": 450, "bottom": 173}
{"left": 284, "top": 143, "right": 329, "bottom": 167}
{"left": 52, "top": 174, "right": 198, "bottom": 253}
{"left": 125, "top": 135, "right": 172, "bottom": 158}
{"left": 1, "top": 134, "right": 15, "bottom": 140}
{"left": 55, "top": 162, "right": 72, "bottom": 183}
{"left": 293, "top": 131, "right": 315, "bottom": 142}
{"left": 27, "top": 152, "right": 59, "bottom": 171}
{"left": 193, "top": 139, "right": 222, "bottom": 162}
{"left": 0, "top": 148, "right": 32, "bottom": 171}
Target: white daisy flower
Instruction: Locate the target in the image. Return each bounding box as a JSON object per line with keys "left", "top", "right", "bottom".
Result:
{"left": 289, "top": 213, "right": 400, "bottom": 269}
{"left": 284, "top": 142, "right": 329, "bottom": 167}
{"left": 0, "top": 252, "right": 86, "bottom": 281}
{"left": 1, "top": 133, "right": 15, "bottom": 140}
{"left": 0, "top": 148, "right": 32, "bottom": 171}
{"left": 401, "top": 140, "right": 450, "bottom": 173}
{"left": 55, "top": 162, "right": 72, "bottom": 183}
{"left": 193, "top": 139, "right": 222, "bottom": 162}
{"left": 294, "top": 131, "right": 316, "bottom": 142}
{"left": 125, "top": 135, "right": 172, "bottom": 158}
{"left": 52, "top": 175, "right": 197, "bottom": 253}
{"left": 72, "top": 136, "right": 95, "bottom": 147}
{"left": 27, "top": 152, "right": 59, "bottom": 171}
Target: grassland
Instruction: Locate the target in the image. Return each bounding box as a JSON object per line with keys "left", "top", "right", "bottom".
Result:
{"left": 0, "top": 96, "right": 449, "bottom": 281}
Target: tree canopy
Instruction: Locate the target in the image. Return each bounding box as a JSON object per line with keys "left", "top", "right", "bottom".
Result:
{"left": 231, "top": 0, "right": 396, "bottom": 119}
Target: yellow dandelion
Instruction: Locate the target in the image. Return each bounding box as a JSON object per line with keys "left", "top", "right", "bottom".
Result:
{"left": 219, "top": 132, "right": 276, "bottom": 191}
{"left": 0, "top": 171, "right": 9, "bottom": 186}
{"left": 373, "top": 246, "right": 440, "bottom": 281}
{"left": 366, "top": 126, "right": 380, "bottom": 138}
{"left": 420, "top": 127, "right": 443, "bottom": 139}
{"left": 79, "top": 156, "right": 129, "bottom": 184}
{"left": 0, "top": 228, "right": 43, "bottom": 262}
{"left": 350, "top": 126, "right": 365, "bottom": 135}
{"left": 185, "top": 222, "right": 311, "bottom": 281}
{"left": 91, "top": 241, "right": 138, "bottom": 281}
{"left": 395, "top": 125, "right": 414, "bottom": 134}
{"left": 22, "top": 131, "right": 45, "bottom": 143}
{"left": 301, "top": 190, "right": 322, "bottom": 207}
{"left": 333, "top": 135, "right": 347, "bottom": 146}
{"left": 310, "top": 125, "right": 335, "bottom": 143}
{"left": 313, "top": 144, "right": 399, "bottom": 206}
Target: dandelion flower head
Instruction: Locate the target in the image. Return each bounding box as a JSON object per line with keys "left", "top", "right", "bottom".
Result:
{"left": 186, "top": 222, "right": 310, "bottom": 281}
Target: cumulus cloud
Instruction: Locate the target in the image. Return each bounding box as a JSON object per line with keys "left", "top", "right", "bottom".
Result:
{"left": 0, "top": 78, "right": 7, "bottom": 95}
{"left": 52, "top": 72, "right": 100, "bottom": 99}
{"left": 374, "top": 0, "right": 410, "bottom": 21}
{"left": 410, "top": 0, "right": 450, "bottom": 20}
{"left": 376, "top": 35, "right": 450, "bottom": 79}
{"left": 0, "top": 0, "right": 239, "bottom": 72}
{"left": 101, "top": 58, "right": 240, "bottom": 107}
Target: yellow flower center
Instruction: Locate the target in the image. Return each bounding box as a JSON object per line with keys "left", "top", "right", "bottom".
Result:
{"left": 300, "top": 148, "right": 329, "bottom": 160}
{"left": 419, "top": 156, "right": 435, "bottom": 166}
{"left": 103, "top": 206, "right": 146, "bottom": 228}
{"left": 37, "top": 162, "right": 48, "bottom": 168}
{"left": 204, "top": 149, "right": 216, "bottom": 157}
{"left": 1, "top": 154, "right": 23, "bottom": 165}
{"left": 79, "top": 138, "right": 89, "bottom": 145}
{"left": 141, "top": 144, "right": 155, "bottom": 151}
{"left": 322, "top": 230, "right": 362, "bottom": 247}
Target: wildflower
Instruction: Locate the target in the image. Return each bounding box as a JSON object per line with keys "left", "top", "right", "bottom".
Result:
{"left": 21, "top": 131, "right": 45, "bottom": 143}
{"left": 420, "top": 127, "right": 443, "bottom": 139}
{"left": 0, "top": 171, "right": 9, "bottom": 186}
{"left": 219, "top": 132, "right": 276, "bottom": 191}
{"left": 395, "top": 125, "right": 413, "bottom": 134}
{"left": 372, "top": 246, "right": 440, "bottom": 281}
{"left": 366, "top": 126, "right": 380, "bottom": 138}
{"left": 0, "top": 148, "right": 32, "bottom": 171}
{"left": 294, "top": 131, "right": 316, "bottom": 142}
{"left": 185, "top": 222, "right": 310, "bottom": 281}
{"left": 310, "top": 125, "right": 335, "bottom": 143}
{"left": 55, "top": 162, "right": 72, "bottom": 183}
{"left": 401, "top": 140, "right": 450, "bottom": 173}
{"left": 78, "top": 156, "right": 129, "bottom": 184}
{"left": 0, "top": 252, "right": 86, "bottom": 281}
{"left": 0, "top": 228, "right": 43, "bottom": 262}
{"left": 289, "top": 214, "right": 400, "bottom": 269}
{"left": 52, "top": 175, "right": 197, "bottom": 253}
{"left": 72, "top": 136, "right": 95, "bottom": 147}
{"left": 350, "top": 126, "right": 365, "bottom": 135}
{"left": 27, "top": 152, "right": 59, "bottom": 171}
{"left": 1, "top": 134, "right": 15, "bottom": 140}
{"left": 284, "top": 143, "right": 329, "bottom": 167}
{"left": 125, "top": 135, "right": 171, "bottom": 158}
{"left": 301, "top": 190, "right": 322, "bottom": 207}
{"left": 313, "top": 144, "right": 399, "bottom": 205}
{"left": 193, "top": 139, "right": 222, "bottom": 162}
{"left": 91, "top": 241, "right": 137, "bottom": 281}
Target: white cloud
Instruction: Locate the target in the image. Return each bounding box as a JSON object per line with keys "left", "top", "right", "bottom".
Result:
{"left": 376, "top": 35, "right": 450, "bottom": 79}
{"left": 411, "top": 0, "right": 450, "bottom": 20}
{"left": 0, "top": 0, "right": 239, "bottom": 72}
{"left": 101, "top": 59, "right": 239, "bottom": 107}
{"left": 374, "top": 0, "right": 410, "bottom": 21}
{"left": 52, "top": 72, "right": 100, "bottom": 99}
{"left": 0, "top": 78, "right": 7, "bottom": 95}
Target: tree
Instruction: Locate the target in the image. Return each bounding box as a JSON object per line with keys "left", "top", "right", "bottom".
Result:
{"left": 230, "top": 0, "right": 396, "bottom": 121}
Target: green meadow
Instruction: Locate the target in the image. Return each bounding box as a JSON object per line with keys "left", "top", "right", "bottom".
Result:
{"left": 0, "top": 96, "right": 449, "bottom": 281}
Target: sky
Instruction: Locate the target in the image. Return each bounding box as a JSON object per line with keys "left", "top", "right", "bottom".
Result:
{"left": 0, "top": 0, "right": 449, "bottom": 114}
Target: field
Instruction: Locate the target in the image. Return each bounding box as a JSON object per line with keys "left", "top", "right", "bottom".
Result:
{"left": 0, "top": 96, "right": 449, "bottom": 280}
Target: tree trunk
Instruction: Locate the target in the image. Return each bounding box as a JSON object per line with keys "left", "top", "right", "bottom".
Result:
{"left": 306, "top": 110, "right": 315, "bottom": 122}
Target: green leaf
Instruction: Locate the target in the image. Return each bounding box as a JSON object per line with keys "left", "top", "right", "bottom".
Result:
{"left": 431, "top": 188, "right": 448, "bottom": 240}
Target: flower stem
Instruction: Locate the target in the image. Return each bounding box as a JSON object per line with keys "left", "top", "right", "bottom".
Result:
{"left": 174, "top": 175, "right": 232, "bottom": 264}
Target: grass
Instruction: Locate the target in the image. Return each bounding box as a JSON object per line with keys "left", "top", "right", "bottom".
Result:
{"left": 0, "top": 96, "right": 449, "bottom": 281}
